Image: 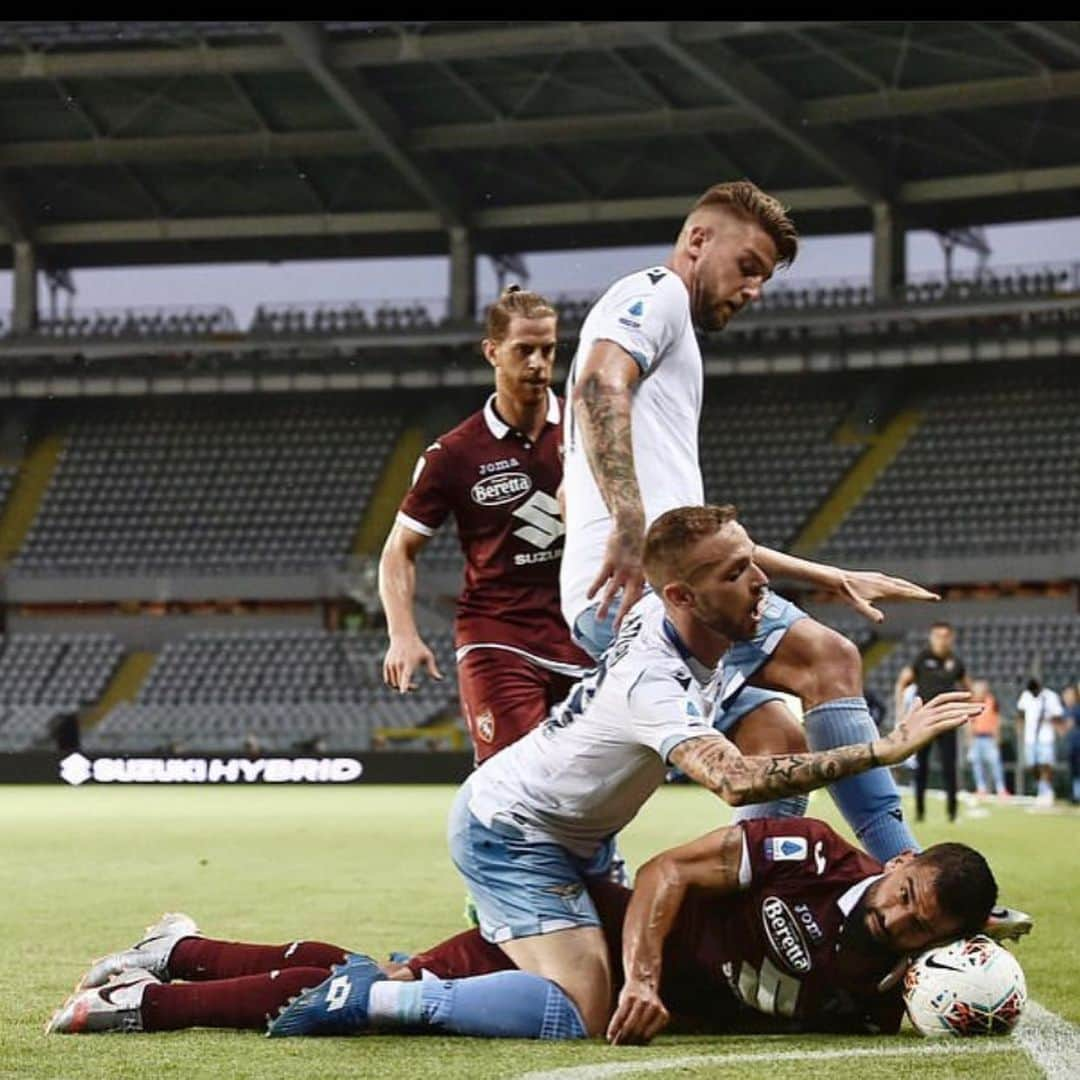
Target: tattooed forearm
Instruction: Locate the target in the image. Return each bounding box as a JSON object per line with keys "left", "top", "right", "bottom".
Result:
{"left": 574, "top": 372, "right": 645, "bottom": 532}
{"left": 669, "top": 735, "right": 878, "bottom": 806}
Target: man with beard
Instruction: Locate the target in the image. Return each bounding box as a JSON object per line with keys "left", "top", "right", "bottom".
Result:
{"left": 50, "top": 818, "right": 999, "bottom": 1041}
{"left": 379, "top": 285, "right": 593, "bottom": 762}
{"left": 560, "top": 179, "right": 936, "bottom": 864}
{"left": 257, "top": 506, "right": 978, "bottom": 1041}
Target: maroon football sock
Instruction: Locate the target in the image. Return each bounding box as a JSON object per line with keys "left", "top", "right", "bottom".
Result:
{"left": 169, "top": 937, "right": 349, "bottom": 980}
{"left": 142, "top": 968, "right": 330, "bottom": 1031}
{"left": 406, "top": 927, "right": 516, "bottom": 980}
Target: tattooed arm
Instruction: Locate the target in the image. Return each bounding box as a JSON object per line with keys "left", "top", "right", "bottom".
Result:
{"left": 669, "top": 690, "right": 979, "bottom": 806}
{"left": 751, "top": 547, "right": 940, "bottom": 624}
{"left": 572, "top": 339, "right": 646, "bottom": 630}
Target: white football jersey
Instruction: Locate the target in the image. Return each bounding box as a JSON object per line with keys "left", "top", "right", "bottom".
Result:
{"left": 1016, "top": 687, "right": 1063, "bottom": 747}
{"left": 466, "top": 593, "right": 721, "bottom": 857}
{"left": 560, "top": 267, "right": 705, "bottom": 630}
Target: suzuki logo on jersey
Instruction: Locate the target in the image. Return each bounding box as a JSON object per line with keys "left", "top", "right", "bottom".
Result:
{"left": 471, "top": 471, "right": 532, "bottom": 506}
{"left": 764, "top": 836, "right": 808, "bottom": 861}
{"left": 761, "top": 896, "right": 813, "bottom": 975}
{"left": 511, "top": 491, "right": 564, "bottom": 556}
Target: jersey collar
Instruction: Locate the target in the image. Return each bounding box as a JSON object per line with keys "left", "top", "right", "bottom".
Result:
{"left": 662, "top": 616, "right": 714, "bottom": 685}
{"left": 483, "top": 390, "right": 560, "bottom": 439}
{"left": 836, "top": 874, "right": 883, "bottom": 917}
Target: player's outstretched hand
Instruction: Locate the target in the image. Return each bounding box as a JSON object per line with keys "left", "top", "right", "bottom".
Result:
{"left": 588, "top": 522, "right": 645, "bottom": 634}
{"left": 606, "top": 980, "right": 670, "bottom": 1045}
{"left": 382, "top": 634, "right": 443, "bottom": 693}
{"left": 834, "top": 569, "right": 941, "bottom": 623}
{"left": 875, "top": 691, "right": 980, "bottom": 765}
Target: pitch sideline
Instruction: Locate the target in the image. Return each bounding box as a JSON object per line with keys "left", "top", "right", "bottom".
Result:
{"left": 516, "top": 998, "right": 1080, "bottom": 1080}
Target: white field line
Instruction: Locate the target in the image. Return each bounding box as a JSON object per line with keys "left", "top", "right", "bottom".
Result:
{"left": 515, "top": 1038, "right": 1015, "bottom": 1080}
{"left": 1013, "top": 1000, "right": 1080, "bottom": 1080}
{"left": 516, "top": 998, "right": 1080, "bottom": 1080}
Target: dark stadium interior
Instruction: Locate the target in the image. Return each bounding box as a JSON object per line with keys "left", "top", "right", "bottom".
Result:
{"left": 0, "top": 20, "right": 1076, "bottom": 802}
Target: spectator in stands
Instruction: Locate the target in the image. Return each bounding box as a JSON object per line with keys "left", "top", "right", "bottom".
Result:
{"left": 966, "top": 678, "right": 1009, "bottom": 801}
{"left": 1015, "top": 678, "right": 1063, "bottom": 808}
{"left": 1060, "top": 683, "right": 1080, "bottom": 805}
{"left": 894, "top": 621, "right": 971, "bottom": 824}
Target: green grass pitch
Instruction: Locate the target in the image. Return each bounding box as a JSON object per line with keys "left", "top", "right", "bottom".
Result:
{"left": 4, "top": 783, "right": 1077, "bottom": 1079}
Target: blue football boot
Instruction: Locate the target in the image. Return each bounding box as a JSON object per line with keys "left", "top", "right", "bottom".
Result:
{"left": 267, "top": 953, "right": 385, "bottom": 1037}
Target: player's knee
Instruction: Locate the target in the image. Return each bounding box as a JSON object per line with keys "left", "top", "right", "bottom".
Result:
{"left": 794, "top": 622, "right": 862, "bottom": 705}
{"left": 734, "top": 702, "right": 807, "bottom": 756}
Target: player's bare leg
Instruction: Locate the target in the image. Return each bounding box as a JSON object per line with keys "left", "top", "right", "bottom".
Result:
{"left": 498, "top": 925, "right": 612, "bottom": 1037}
{"left": 727, "top": 699, "right": 811, "bottom": 820}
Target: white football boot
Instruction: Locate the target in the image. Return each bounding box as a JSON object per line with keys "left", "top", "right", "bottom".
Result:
{"left": 47, "top": 970, "right": 159, "bottom": 1034}
{"left": 79, "top": 912, "right": 199, "bottom": 990}
{"left": 984, "top": 905, "right": 1034, "bottom": 942}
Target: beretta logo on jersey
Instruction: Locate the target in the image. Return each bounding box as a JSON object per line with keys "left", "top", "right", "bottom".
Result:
{"left": 764, "top": 836, "right": 808, "bottom": 861}
{"left": 471, "top": 471, "right": 532, "bottom": 506}
{"left": 761, "top": 896, "right": 813, "bottom": 975}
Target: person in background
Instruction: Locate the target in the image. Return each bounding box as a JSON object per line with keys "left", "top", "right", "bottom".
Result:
{"left": 1015, "top": 678, "right": 1063, "bottom": 808}
{"left": 967, "top": 678, "right": 1009, "bottom": 801}
{"left": 1061, "top": 683, "right": 1080, "bottom": 805}
{"left": 894, "top": 621, "right": 972, "bottom": 824}
{"left": 379, "top": 287, "right": 593, "bottom": 764}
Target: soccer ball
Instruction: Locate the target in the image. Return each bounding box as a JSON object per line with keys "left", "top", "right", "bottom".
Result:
{"left": 903, "top": 935, "right": 1026, "bottom": 1037}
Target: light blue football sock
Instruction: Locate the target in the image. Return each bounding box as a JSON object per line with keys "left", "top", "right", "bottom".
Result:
{"left": 369, "top": 970, "right": 588, "bottom": 1040}
{"left": 804, "top": 696, "right": 921, "bottom": 861}
{"left": 731, "top": 794, "right": 809, "bottom": 822}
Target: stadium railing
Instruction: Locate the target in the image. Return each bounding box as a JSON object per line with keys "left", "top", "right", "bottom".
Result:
{"left": 250, "top": 298, "right": 447, "bottom": 336}
{"left": 4, "top": 260, "right": 1076, "bottom": 348}
{"left": 27, "top": 305, "right": 237, "bottom": 341}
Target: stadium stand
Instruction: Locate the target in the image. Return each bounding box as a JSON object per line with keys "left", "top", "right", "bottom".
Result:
{"left": 11, "top": 263, "right": 1075, "bottom": 346}
{"left": 83, "top": 628, "right": 458, "bottom": 755}
{"left": 700, "top": 378, "right": 863, "bottom": 551}
{"left": 0, "top": 465, "right": 17, "bottom": 513}
{"left": 821, "top": 369, "right": 1080, "bottom": 561}
{"left": 0, "top": 633, "right": 124, "bottom": 751}
{"left": 251, "top": 300, "right": 439, "bottom": 336}
{"left": 32, "top": 306, "right": 235, "bottom": 341}
{"left": 754, "top": 264, "right": 1075, "bottom": 315}
{"left": 13, "top": 399, "right": 402, "bottom": 575}
{"left": 865, "top": 614, "right": 1080, "bottom": 727}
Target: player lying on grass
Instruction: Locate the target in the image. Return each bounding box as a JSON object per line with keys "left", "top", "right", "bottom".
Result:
{"left": 50, "top": 507, "right": 984, "bottom": 1043}
{"left": 50, "top": 818, "right": 1006, "bottom": 1042}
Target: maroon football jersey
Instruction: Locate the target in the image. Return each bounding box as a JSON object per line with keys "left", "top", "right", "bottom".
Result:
{"left": 658, "top": 818, "right": 906, "bottom": 1034}
{"left": 404, "top": 818, "right": 905, "bottom": 1035}
{"left": 397, "top": 392, "right": 592, "bottom": 670}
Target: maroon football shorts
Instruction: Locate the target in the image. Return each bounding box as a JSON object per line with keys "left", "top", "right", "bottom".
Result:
{"left": 456, "top": 646, "right": 578, "bottom": 762}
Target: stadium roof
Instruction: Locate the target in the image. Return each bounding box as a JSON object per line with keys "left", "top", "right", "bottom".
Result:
{"left": 1, "top": 19, "right": 1079, "bottom": 269}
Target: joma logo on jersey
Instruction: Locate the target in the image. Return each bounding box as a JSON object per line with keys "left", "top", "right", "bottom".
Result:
{"left": 512, "top": 491, "right": 563, "bottom": 549}
{"left": 471, "top": 471, "right": 532, "bottom": 506}
{"left": 761, "top": 896, "right": 813, "bottom": 975}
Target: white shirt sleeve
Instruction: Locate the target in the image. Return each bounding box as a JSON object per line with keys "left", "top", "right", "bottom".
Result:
{"left": 625, "top": 665, "right": 717, "bottom": 761}
{"left": 1017, "top": 690, "right": 1031, "bottom": 714}
{"left": 586, "top": 271, "right": 688, "bottom": 374}
{"left": 1045, "top": 691, "right": 1064, "bottom": 719}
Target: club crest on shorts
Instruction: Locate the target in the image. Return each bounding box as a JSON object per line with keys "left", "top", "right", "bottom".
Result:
{"left": 763, "top": 836, "right": 808, "bottom": 861}
{"left": 475, "top": 709, "right": 495, "bottom": 744}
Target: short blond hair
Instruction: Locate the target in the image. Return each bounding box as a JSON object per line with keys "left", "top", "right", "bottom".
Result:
{"left": 690, "top": 180, "right": 798, "bottom": 268}
{"left": 643, "top": 504, "right": 739, "bottom": 591}
{"left": 484, "top": 285, "right": 557, "bottom": 342}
